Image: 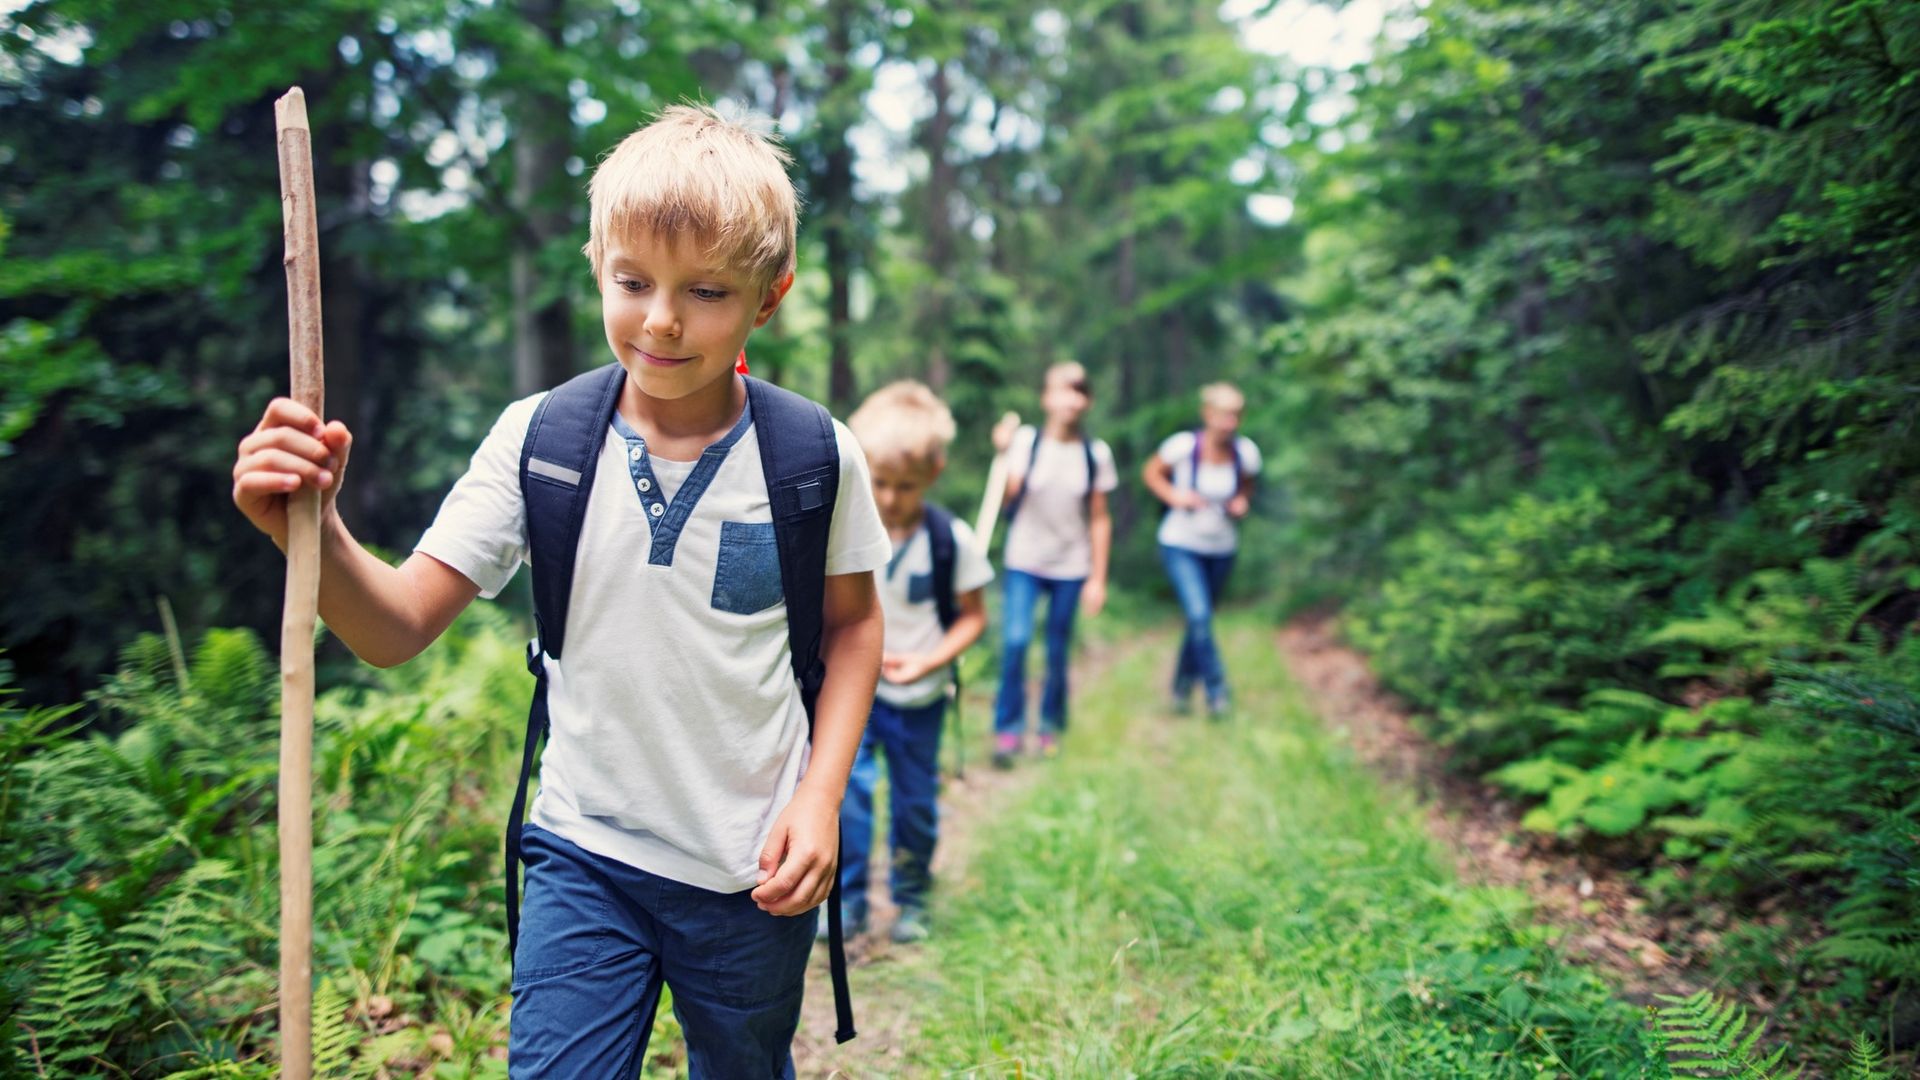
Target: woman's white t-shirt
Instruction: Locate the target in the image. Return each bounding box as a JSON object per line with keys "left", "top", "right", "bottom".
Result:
{"left": 1002, "top": 425, "right": 1119, "bottom": 580}
{"left": 415, "top": 392, "right": 890, "bottom": 892}
{"left": 1153, "top": 430, "right": 1262, "bottom": 555}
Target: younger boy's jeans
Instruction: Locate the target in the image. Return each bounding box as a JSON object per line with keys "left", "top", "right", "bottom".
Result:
{"left": 839, "top": 696, "right": 947, "bottom": 918}
{"left": 508, "top": 824, "right": 814, "bottom": 1079}
{"left": 993, "top": 569, "right": 1087, "bottom": 736}
{"left": 1159, "top": 544, "right": 1237, "bottom": 707}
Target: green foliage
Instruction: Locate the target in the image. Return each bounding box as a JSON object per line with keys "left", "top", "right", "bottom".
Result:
{"left": 1349, "top": 481, "right": 1683, "bottom": 763}
{"left": 1258, "top": 0, "right": 1919, "bottom": 1064}
{"left": 1649, "top": 991, "right": 1796, "bottom": 1078}
{"left": 1, "top": 609, "right": 531, "bottom": 1075}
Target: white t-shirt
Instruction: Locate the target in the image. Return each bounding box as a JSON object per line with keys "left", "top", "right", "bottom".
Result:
{"left": 1002, "top": 425, "right": 1119, "bottom": 580}
{"left": 1153, "top": 430, "right": 1262, "bottom": 555}
{"left": 415, "top": 391, "right": 891, "bottom": 893}
{"left": 875, "top": 514, "right": 995, "bottom": 708}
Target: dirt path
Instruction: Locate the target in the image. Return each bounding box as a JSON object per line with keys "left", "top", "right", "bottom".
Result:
{"left": 1274, "top": 613, "right": 1713, "bottom": 1006}
{"left": 789, "top": 632, "right": 1135, "bottom": 1077}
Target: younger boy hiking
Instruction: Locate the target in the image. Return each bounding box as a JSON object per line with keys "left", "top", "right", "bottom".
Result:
{"left": 836, "top": 381, "right": 993, "bottom": 944}
{"left": 230, "top": 105, "right": 891, "bottom": 1077}
{"left": 989, "top": 361, "right": 1117, "bottom": 768}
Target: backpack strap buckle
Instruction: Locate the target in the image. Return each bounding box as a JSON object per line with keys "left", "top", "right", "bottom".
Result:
{"left": 525, "top": 636, "right": 543, "bottom": 678}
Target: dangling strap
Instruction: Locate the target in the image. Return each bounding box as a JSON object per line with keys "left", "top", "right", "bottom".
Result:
{"left": 505, "top": 644, "right": 549, "bottom": 957}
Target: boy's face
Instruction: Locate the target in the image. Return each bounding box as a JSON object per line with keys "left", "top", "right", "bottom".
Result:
{"left": 1201, "top": 403, "right": 1242, "bottom": 440}
{"left": 599, "top": 230, "right": 791, "bottom": 401}
{"left": 869, "top": 457, "right": 940, "bottom": 531}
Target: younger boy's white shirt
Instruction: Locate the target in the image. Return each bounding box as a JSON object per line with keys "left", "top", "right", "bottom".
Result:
{"left": 414, "top": 391, "right": 891, "bottom": 892}
{"left": 1001, "top": 424, "right": 1119, "bottom": 580}
{"left": 874, "top": 515, "right": 995, "bottom": 708}
{"left": 1153, "top": 431, "right": 1263, "bottom": 555}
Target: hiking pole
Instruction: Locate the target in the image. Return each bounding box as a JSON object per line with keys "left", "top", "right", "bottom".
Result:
{"left": 973, "top": 411, "right": 1020, "bottom": 543}
{"left": 274, "top": 85, "right": 324, "bottom": 1080}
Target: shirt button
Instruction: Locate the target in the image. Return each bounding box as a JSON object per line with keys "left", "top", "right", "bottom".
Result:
{"left": 637, "top": 477, "right": 652, "bottom": 492}
{"left": 629, "top": 446, "right": 643, "bottom": 462}
{"left": 649, "top": 503, "right": 664, "bottom": 518}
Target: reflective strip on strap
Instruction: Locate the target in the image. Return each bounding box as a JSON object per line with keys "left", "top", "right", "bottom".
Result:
{"left": 527, "top": 458, "right": 582, "bottom": 486}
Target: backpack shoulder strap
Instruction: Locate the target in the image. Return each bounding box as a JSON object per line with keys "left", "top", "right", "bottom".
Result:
{"left": 923, "top": 503, "right": 959, "bottom": 630}
{"left": 1003, "top": 425, "right": 1046, "bottom": 525}
{"left": 521, "top": 362, "right": 625, "bottom": 663}
{"left": 1082, "top": 436, "right": 1097, "bottom": 511}
{"left": 743, "top": 376, "right": 839, "bottom": 714}
{"left": 1186, "top": 429, "right": 1204, "bottom": 489}
{"left": 507, "top": 361, "right": 622, "bottom": 962}
{"left": 742, "top": 374, "right": 859, "bottom": 1045}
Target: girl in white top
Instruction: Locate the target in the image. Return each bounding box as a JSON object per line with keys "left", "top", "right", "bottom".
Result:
{"left": 990, "top": 362, "right": 1118, "bottom": 765}
{"left": 1142, "top": 382, "right": 1261, "bottom": 717}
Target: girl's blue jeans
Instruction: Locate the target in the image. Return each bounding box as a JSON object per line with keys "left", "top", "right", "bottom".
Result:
{"left": 994, "top": 569, "right": 1086, "bottom": 736}
{"left": 1159, "top": 543, "right": 1237, "bottom": 707}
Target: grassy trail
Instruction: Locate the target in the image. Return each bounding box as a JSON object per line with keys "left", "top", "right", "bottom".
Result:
{"left": 788, "top": 613, "right": 1645, "bottom": 1078}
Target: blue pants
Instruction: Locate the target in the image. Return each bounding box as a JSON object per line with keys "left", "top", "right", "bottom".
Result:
{"left": 839, "top": 697, "right": 947, "bottom": 916}
{"left": 994, "top": 569, "right": 1086, "bottom": 736}
{"left": 508, "top": 824, "right": 814, "bottom": 1079}
{"left": 1160, "top": 544, "right": 1237, "bottom": 707}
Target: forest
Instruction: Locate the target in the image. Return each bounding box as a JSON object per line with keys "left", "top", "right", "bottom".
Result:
{"left": 2, "top": 0, "right": 1916, "bottom": 1075}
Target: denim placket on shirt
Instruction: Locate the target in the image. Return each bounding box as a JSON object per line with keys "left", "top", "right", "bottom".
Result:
{"left": 609, "top": 402, "right": 755, "bottom": 567}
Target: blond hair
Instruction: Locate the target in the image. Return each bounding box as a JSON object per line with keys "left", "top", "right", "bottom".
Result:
{"left": 1200, "top": 381, "right": 1245, "bottom": 412}
{"left": 583, "top": 104, "right": 798, "bottom": 285}
{"left": 849, "top": 381, "right": 957, "bottom": 472}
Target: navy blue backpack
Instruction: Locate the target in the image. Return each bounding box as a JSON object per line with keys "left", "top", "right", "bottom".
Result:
{"left": 508, "top": 363, "right": 857, "bottom": 1044}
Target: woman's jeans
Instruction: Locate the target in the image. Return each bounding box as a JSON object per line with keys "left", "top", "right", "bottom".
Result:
{"left": 994, "top": 569, "right": 1086, "bottom": 736}
{"left": 1159, "top": 544, "right": 1237, "bottom": 707}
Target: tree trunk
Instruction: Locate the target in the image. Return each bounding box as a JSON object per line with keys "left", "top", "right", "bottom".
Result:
{"left": 821, "top": 0, "right": 857, "bottom": 409}
{"left": 917, "top": 60, "right": 957, "bottom": 391}
{"left": 511, "top": 0, "right": 577, "bottom": 396}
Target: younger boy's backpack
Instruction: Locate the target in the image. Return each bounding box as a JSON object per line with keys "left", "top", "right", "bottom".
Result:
{"left": 921, "top": 502, "right": 961, "bottom": 632}
{"left": 1002, "top": 425, "right": 1097, "bottom": 525}
{"left": 510, "top": 363, "right": 857, "bottom": 1044}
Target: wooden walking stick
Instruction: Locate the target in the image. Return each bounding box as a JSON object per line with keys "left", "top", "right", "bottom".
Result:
{"left": 274, "top": 86, "right": 324, "bottom": 1080}
{"left": 973, "top": 411, "right": 1021, "bottom": 544}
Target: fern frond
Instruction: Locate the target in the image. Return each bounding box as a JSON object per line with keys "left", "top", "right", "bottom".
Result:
{"left": 1840, "top": 1034, "right": 1891, "bottom": 1080}
{"left": 310, "top": 979, "right": 359, "bottom": 1079}
{"left": 1653, "top": 991, "right": 1798, "bottom": 1078}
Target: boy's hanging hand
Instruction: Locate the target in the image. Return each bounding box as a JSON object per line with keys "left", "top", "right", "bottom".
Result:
{"left": 752, "top": 787, "right": 840, "bottom": 916}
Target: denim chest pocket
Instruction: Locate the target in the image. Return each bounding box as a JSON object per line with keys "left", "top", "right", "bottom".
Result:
{"left": 907, "top": 572, "right": 934, "bottom": 604}
{"left": 711, "top": 521, "right": 783, "bottom": 615}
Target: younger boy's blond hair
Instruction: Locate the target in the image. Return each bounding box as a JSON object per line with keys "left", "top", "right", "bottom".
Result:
{"left": 849, "top": 381, "right": 957, "bottom": 474}
{"left": 584, "top": 104, "right": 799, "bottom": 285}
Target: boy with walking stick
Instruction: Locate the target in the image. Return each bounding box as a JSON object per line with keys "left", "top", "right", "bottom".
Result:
{"left": 233, "top": 105, "right": 890, "bottom": 1076}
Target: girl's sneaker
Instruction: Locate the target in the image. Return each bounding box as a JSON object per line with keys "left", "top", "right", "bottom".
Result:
{"left": 1038, "top": 733, "right": 1061, "bottom": 759}
{"left": 991, "top": 733, "right": 1021, "bottom": 770}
